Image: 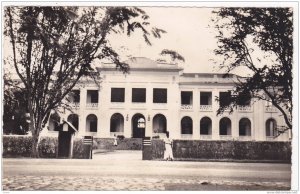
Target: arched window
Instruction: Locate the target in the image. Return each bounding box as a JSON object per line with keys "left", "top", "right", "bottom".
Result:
{"left": 266, "top": 119, "right": 277, "bottom": 137}
{"left": 110, "top": 113, "right": 124, "bottom": 133}
{"left": 219, "top": 117, "right": 231, "bottom": 135}
{"left": 239, "top": 118, "right": 251, "bottom": 136}
{"left": 67, "top": 114, "right": 79, "bottom": 131}
{"left": 200, "top": 117, "right": 212, "bottom": 135}
{"left": 86, "top": 114, "right": 97, "bottom": 132}
{"left": 48, "top": 113, "right": 61, "bottom": 131}
{"left": 153, "top": 114, "right": 167, "bottom": 133}
{"left": 181, "top": 116, "right": 193, "bottom": 134}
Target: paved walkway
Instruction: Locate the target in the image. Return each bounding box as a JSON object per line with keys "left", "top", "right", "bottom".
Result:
{"left": 2, "top": 151, "right": 291, "bottom": 191}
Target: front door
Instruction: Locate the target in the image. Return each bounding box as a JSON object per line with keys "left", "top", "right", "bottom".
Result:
{"left": 58, "top": 131, "right": 72, "bottom": 158}
{"left": 132, "top": 114, "right": 146, "bottom": 138}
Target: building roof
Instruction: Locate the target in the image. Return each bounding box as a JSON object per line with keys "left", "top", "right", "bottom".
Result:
{"left": 179, "top": 73, "right": 245, "bottom": 85}
{"left": 99, "top": 57, "right": 183, "bottom": 71}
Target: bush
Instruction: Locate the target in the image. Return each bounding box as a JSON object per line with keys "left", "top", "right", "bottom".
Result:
{"left": 117, "top": 135, "right": 125, "bottom": 140}
{"left": 151, "top": 140, "right": 291, "bottom": 162}
{"left": 2, "top": 135, "right": 58, "bottom": 158}
{"left": 152, "top": 135, "right": 160, "bottom": 139}
{"left": 72, "top": 138, "right": 86, "bottom": 159}
{"left": 38, "top": 137, "right": 58, "bottom": 158}
{"left": 2, "top": 135, "right": 32, "bottom": 157}
{"left": 93, "top": 138, "right": 142, "bottom": 150}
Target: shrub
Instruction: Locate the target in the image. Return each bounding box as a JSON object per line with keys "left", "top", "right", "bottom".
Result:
{"left": 2, "top": 135, "right": 32, "bottom": 157}
{"left": 38, "top": 137, "right": 58, "bottom": 158}
{"left": 72, "top": 138, "right": 85, "bottom": 159}
{"left": 151, "top": 140, "right": 291, "bottom": 162}
{"left": 117, "top": 135, "right": 125, "bottom": 140}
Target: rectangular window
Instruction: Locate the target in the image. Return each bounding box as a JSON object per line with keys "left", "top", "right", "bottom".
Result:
{"left": 237, "top": 92, "right": 251, "bottom": 106}
{"left": 200, "top": 92, "right": 212, "bottom": 105}
{"left": 153, "top": 88, "right": 167, "bottom": 103}
{"left": 87, "top": 90, "right": 98, "bottom": 103}
{"left": 111, "top": 88, "right": 125, "bottom": 102}
{"left": 132, "top": 88, "right": 146, "bottom": 103}
{"left": 219, "top": 92, "right": 231, "bottom": 107}
{"left": 70, "top": 90, "right": 80, "bottom": 103}
{"left": 181, "top": 91, "right": 193, "bottom": 105}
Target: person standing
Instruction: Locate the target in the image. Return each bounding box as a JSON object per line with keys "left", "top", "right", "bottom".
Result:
{"left": 113, "top": 134, "right": 118, "bottom": 146}
{"left": 163, "top": 131, "right": 174, "bottom": 161}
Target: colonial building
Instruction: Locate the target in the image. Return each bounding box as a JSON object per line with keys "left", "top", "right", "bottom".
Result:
{"left": 47, "top": 57, "right": 291, "bottom": 142}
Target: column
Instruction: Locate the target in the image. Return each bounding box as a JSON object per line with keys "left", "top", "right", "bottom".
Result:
{"left": 124, "top": 113, "right": 131, "bottom": 138}
{"left": 145, "top": 115, "right": 152, "bottom": 137}
{"left": 193, "top": 118, "right": 200, "bottom": 139}
{"left": 78, "top": 113, "right": 85, "bottom": 137}
{"left": 212, "top": 90, "right": 219, "bottom": 140}
{"left": 231, "top": 116, "right": 239, "bottom": 140}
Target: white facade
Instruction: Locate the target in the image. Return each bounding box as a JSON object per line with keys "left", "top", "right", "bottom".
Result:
{"left": 47, "top": 57, "right": 290, "bottom": 142}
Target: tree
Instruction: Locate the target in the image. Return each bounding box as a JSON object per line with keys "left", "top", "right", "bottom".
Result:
{"left": 4, "top": 6, "right": 167, "bottom": 157}
{"left": 212, "top": 8, "right": 293, "bottom": 134}
{"left": 3, "top": 74, "right": 28, "bottom": 135}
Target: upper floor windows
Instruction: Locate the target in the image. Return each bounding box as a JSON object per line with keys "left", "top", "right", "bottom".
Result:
{"left": 111, "top": 88, "right": 125, "bottom": 102}
{"left": 87, "top": 90, "right": 98, "bottom": 103}
{"left": 181, "top": 91, "right": 193, "bottom": 105}
{"left": 70, "top": 90, "right": 80, "bottom": 103}
{"left": 132, "top": 88, "right": 146, "bottom": 103}
{"left": 200, "top": 92, "right": 212, "bottom": 105}
{"left": 219, "top": 92, "right": 231, "bottom": 107}
{"left": 237, "top": 92, "right": 251, "bottom": 106}
{"left": 153, "top": 88, "right": 167, "bottom": 103}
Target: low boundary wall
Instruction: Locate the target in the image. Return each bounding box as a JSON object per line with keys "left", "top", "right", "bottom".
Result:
{"left": 2, "top": 136, "right": 291, "bottom": 162}
{"left": 152, "top": 139, "right": 291, "bottom": 162}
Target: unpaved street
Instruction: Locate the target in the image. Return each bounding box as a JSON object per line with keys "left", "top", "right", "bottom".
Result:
{"left": 2, "top": 151, "right": 291, "bottom": 191}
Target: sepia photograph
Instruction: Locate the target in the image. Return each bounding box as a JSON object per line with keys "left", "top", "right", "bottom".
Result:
{"left": 1, "top": 1, "right": 298, "bottom": 192}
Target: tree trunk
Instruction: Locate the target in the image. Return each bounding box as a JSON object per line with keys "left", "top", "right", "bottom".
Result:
{"left": 31, "top": 132, "right": 39, "bottom": 158}
{"left": 30, "top": 118, "right": 42, "bottom": 158}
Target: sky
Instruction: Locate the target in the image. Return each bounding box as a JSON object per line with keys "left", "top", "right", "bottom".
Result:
{"left": 107, "top": 7, "right": 220, "bottom": 74}
{"left": 3, "top": 3, "right": 297, "bottom": 77}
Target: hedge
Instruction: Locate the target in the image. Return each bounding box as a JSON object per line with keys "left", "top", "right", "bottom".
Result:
{"left": 72, "top": 138, "right": 85, "bottom": 159}
{"left": 2, "top": 136, "right": 142, "bottom": 158}
{"left": 2, "top": 136, "right": 33, "bottom": 157}
{"left": 3, "top": 135, "right": 291, "bottom": 162}
{"left": 152, "top": 139, "right": 292, "bottom": 162}
{"left": 93, "top": 138, "right": 142, "bottom": 150}
{"left": 2, "top": 135, "right": 58, "bottom": 158}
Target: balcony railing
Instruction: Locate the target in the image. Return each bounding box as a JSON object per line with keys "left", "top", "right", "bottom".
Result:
{"left": 131, "top": 102, "right": 146, "bottom": 110}
{"left": 237, "top": 105, "right": 252, "bottom": 112}
{"left": 200, "top": 135, "right": 212, "bottom": 140}
{"left": 181, "top": 104, "right": 193, "bottom": 110}
{"left": 219, "top": 135, "right": 233, "bottom": 140}
{"left": 70, "top": 102, "right": 80, "bottom": 109}
{"left": 265, "top": 106, "right": 277, "bottom": 112}
{"left": 181, "top": 134, "right": 193, "bottom": 139}
{"left": 266, "top": 136, "right": 278, "bottom": 141}
{"left": 110, "top": 132, "right": 124, "bottom": 137}
{"left": 200, "top": 105, "right": 212, "bottom": 111}
{"left": 153, "top": 103, "right": 168, "bottom": 110}
{"left": 238, "top": 136, "right": 252, "bottom": 141}
{"left": 110, "top": 102, "right": 125, "bottom": 109}
{"left": 86, "top": 103, "right": 98, "bottom": 109}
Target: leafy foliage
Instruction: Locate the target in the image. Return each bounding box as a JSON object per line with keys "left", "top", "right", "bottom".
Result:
{"left": 3, "top": 74, "right": 28, "bottom": 134}
{"left": 159, "top": 49, "right": 185, "bottom": 63}
{"left": 213, "top": 8, "right": 293, "bottom": 131}
{"left": 4, "top": 6, "right": 166, "bottom": 157}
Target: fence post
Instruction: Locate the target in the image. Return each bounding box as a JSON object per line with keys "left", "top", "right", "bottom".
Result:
{"left": 142, "top": 137, "right": 152, "bottom": 160}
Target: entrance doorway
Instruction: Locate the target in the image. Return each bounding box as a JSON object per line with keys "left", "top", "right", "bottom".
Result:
{"left": 58, "top": 131, "right": 72, "bottom": 158}
{"left": 132, "top": 113, "right": 146, "bottom": 138}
